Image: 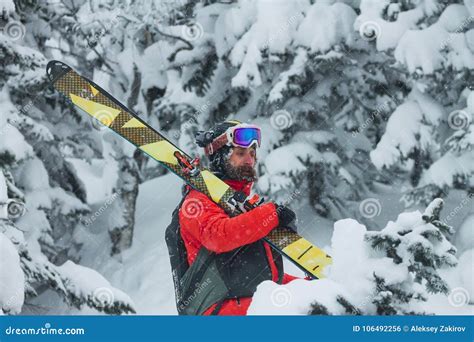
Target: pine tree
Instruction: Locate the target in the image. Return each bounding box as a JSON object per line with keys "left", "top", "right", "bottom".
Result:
{"left": 365, "top": 198, "right": 457, "bottom": 314}
{"left": 0, "top": 0, "right": 136, "bottom": 314}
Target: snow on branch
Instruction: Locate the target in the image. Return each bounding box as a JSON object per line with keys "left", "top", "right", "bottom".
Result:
{"left": 249, "top": 198, "right": 458, "bottom": 315}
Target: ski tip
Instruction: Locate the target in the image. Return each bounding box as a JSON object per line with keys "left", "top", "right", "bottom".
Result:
{"left": 46, "top": 60, "right": 71, "bottom": 83}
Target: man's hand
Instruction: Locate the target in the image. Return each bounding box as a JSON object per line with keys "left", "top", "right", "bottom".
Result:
{"left": 275, "top": 204, "right": 296, "bottom": 230}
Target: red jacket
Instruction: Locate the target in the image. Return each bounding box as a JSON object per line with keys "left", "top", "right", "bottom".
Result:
{"left": 178, "top": 178, "right": 299, "bottom": 315}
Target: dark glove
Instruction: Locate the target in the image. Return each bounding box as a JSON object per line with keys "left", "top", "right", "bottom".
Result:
{"left": 275, "top": 204, "right": 296, "bottom": 229}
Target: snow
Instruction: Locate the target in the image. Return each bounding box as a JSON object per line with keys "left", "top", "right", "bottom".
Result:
{"left": 264, "top": 142, "right": 320, "bottom": 175}
{"left": 396, "top": 25, "right": 448, "bottom": 74}
{"left": 16, "top": 158, "right": 49, "bottom": 191}
{"left": 268, "top": 48, "right": 308, "bottom": 103}
{"left": 67, "top": 158, "right": 118, "bottom": 204}
{"left": 250, "top": 204, "right": 469, "bottom": 315}
{"left": 0, "top": 124, "right": 34, "bottom": 161}
{"left": 248, "top": 278, "right": 353, "bottom": 315}
{"left": 0, "top": 88, "right": 34, "bottom": 161}
{"left": 25, "top": 187, "right": 89, "bottom": 216}
{"left": 228, "top": 0, "right": 307, "bottom": 87}
{"left": 0, "top": 172, "right": 7, "bottom": 205}
{"left": 57, "top": 260, "right": 135, "bottom": 311}
{"left": 214, "top": 2, "right": 254, "bottom": 58}
{"left": 73, "top": 174, "right": 182, "bottom": 314}
{"left": 355, "top": 2, "right": 424, "bottom": 51}
{"left": 371, "top": 88, "right": 444, "bottom": 169}
{"left": 437, "top": 4, "right": 471, "bottom": 32}
{"left": 394, "top": 4, "right": 474, "bottom": 74}
{"left": 248, "top": 218, "right": 382, "bottom": 314}
{"left": 420, "top": 151, "right": 474, "bottom": 188}
{"left": 456, "top": 214, "right": 474, "bottom": 254}
{"left": 0, "top": 232, "right": 25, "bottom": 314}
{"left": 139, "top": 42, "right": 169, "bottom": 90}
{"left": 468, "top": 90, "right": 474, "bottom": 115}
{"left": 457, "top": 249, "right": 474, "bottom": 304}
{"left": 445, "top": 31, "right": 474, "bottom": 71}
{"left": 295, "top": 2, "right": 356, "bottom": 53}
{"left": 259, "top": 141, "right": 323, "bottom": 193}
{"left": 0, "top": 0, "right": 14, "bottom": 13}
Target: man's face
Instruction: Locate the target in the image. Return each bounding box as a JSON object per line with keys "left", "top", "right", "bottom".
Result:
{"left": 224, "top": 146, "right": 257, "bottom": 181}
{"left": 229, "top": 146, "right": 256, "bottom": 168}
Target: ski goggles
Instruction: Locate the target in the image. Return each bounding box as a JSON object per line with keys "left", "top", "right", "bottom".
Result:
{"left": 205, "top": 124, "right": 261, "bottom": 155}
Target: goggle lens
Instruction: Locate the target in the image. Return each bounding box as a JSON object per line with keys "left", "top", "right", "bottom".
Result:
{"left": 233, "top": 127, "right": 261, "bottom": 148}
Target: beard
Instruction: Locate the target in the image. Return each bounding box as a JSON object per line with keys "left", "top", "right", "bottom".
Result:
{"left": 223, "top": 160, "right": 257, "bottom": 182}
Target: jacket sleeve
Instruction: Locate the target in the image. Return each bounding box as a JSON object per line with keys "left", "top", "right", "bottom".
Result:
{"left": 180, "top": 190, "right": 280, "bottom": 253}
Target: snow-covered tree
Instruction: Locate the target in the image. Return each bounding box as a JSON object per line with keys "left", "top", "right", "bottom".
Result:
{"left": 0, "top": 0, "right": 135, "bottom": 314}
{"left": 248, "top": 199, "right": 458, "bottom": 315}
{"left": 149, "top": 0, "right": 473, "bottom": 220}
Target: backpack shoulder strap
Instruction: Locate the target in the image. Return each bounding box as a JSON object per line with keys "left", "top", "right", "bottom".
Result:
{"left": 165, "top": 183, "right": 192, "bottom": 313}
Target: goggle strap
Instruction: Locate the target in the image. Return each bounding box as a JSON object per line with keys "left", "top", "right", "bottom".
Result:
{"left": 204, "top": 133, "right": 228, "bottom": 156}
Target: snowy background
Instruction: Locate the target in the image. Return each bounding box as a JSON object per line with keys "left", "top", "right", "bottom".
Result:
{"left": 0, "top": 0, "right": 473, "bottom": 315}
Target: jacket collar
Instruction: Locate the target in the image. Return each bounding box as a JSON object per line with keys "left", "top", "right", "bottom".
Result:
{"left": 224, "top": 179, "right": 253, "bottom": 196}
